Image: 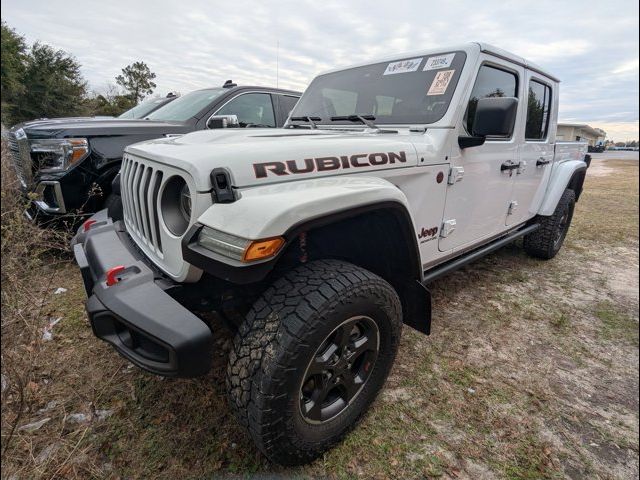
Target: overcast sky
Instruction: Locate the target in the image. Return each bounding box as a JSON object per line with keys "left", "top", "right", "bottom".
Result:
{"left": 2, "top": 0, "right": 638, "bottom": 140}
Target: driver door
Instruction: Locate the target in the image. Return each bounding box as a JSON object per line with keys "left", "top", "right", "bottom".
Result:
{"left": 212, "top": 92, "right": 277, "bottom": 128}
{"left": 439, "top": 59, "right": 525, "bottom": 252}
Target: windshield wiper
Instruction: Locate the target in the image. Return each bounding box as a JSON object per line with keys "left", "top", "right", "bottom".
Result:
{"left": 330, "top": 114, "right": 378, "bottom": 128}
{"left": 330, "top": 114, "right": 397, "bottom": 133}
{"left": 289, "top": 116, "right": 321, "bottom": 129}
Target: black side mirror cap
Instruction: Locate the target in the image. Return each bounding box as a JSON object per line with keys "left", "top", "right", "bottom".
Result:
{"left": 472, "top": 97, "right": 518, "bottom": 137}
{"left": 458, "top": 135, "right": 486, "bottom": 149}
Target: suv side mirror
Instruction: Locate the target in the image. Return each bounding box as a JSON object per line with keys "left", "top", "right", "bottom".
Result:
{"left": 207, "top": 114, "right": 239, "bottom": 129}
{"left": 459, "top": 97, "right": 518, "bottom": 149}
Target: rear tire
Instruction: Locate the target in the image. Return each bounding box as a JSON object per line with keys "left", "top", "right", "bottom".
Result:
{"left": 524, "top": 188, "right": 575, "bottom": 260}
{"left": 226, "top": 260, "right": 402, "bottom": 465}
{"left": 104, "top": 194, "right": 123, "bottom": 221}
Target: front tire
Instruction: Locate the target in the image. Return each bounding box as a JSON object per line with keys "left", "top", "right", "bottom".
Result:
{"left": 524, "top": 188, "right": 575, "bottom": 260}
{"left": 226, "top": 260, "right": 402, "bottom": 465}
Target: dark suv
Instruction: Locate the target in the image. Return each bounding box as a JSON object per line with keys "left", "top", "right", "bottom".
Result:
{"left": 7, "top": 82, "right": 300, "bottom": 223}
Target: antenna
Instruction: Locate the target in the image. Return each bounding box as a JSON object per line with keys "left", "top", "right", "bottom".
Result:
{"left": 276, "top": 40, "right": 279, "bottom": 88}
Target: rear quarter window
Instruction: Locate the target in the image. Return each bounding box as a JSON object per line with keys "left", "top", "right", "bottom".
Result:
{"left": 525, "top": 80, "right": 552, "bottom": 140}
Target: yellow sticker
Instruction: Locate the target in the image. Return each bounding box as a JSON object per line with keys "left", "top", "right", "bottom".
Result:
{"left": 427, "top": 70, "right": 455, "bottom": 96}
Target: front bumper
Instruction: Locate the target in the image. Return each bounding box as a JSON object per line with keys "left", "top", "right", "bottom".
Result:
{"left": 72, "top": 210, "right": 213, "bottom": 377}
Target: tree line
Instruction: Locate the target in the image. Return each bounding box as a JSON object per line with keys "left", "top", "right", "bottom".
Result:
{"left": 1, "top": 21, "right": 159, "bottom": 126}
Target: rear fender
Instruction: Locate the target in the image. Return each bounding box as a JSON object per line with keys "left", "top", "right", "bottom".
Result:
{"left": 538, "top": 160, "right": 587, "bottom": 215}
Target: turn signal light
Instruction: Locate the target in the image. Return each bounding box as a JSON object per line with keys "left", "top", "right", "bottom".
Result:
{"left": 243, "top": 237, "right": 285, "bottom": 262}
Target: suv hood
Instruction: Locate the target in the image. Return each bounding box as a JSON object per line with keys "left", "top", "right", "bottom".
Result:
{"left": 126, "top": 128, "right": 427, "bottom": 190}
{"left": 18, "top": 118, "right": 190, "bottom": 139}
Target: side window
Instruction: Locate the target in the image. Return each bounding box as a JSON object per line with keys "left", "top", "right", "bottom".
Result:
{"left": 216, "top": 93, "right": 276, "bottom": 127}
{"left": 525, "top": 80, "right": 552, "bottom": 140}
{"left": 465, "top": 65, "right": 518, "bottom": 136}
{"left": 278, "top": 95, "right": 300, "bottom": 119}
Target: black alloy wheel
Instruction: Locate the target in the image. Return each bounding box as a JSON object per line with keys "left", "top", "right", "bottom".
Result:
{"left": 299, "top": 315, "right": 379, "bottom": 423}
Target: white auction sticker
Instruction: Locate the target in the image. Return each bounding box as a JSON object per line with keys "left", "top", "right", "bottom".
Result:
{"left": 383, "top": 57, "right": 423, "bottom": 75}
{"left": 423, "top": 53, "right": 455, "bottom": 71}
{"left": 427, "top": 70, "right": 455, "bottom": 96}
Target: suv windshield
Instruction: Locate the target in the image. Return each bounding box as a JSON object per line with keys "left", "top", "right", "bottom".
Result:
{"left": 146, "top": 88, "right": 226, "bottom": 122}
{"left": 118, "top": 97, "right": 174, "bottom": 119}
{"left": 290, "top": 51, "right": 466, "bottom": 126}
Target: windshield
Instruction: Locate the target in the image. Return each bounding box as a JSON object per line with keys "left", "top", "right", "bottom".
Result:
{"left": 290, "top": 51, "right": 466, "bottom": 125}
{"left": 146, "top": 88, "right": 226, "bottom": 122}
{"left": 118, "top": 97, "right": 173, "bottom": 119}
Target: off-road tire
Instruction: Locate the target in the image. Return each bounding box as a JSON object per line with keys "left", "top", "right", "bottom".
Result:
{"left": 226, "top": 259, "right": 402, "bottom": 465}
{"left": 524, "top": 188, "right": 575, "bottom": 260}
{"left": 104, "top": 193, "right": 123, "bottom": 221}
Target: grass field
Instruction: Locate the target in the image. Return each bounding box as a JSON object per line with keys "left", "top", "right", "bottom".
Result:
{"left": 1, "top": 155, "right": 638, "bottom": 479}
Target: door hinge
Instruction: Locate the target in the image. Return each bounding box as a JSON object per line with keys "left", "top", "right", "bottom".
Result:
{"left": 448, "top": 166, "right": 464, "bottom": 185}
{"left": 507, "top": 201, "right": 518, "bottom": 215}
{"left": 441, "top": 219, "right": 457, "bottom": 237}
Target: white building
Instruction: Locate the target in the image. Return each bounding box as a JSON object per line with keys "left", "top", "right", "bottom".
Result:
{"left": 557, "top": 123, "right": 606, "bottom": 146}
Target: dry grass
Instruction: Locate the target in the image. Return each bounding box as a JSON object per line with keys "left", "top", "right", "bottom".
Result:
{"left": 1, "top": 153, "right": 638, "bottom": 479}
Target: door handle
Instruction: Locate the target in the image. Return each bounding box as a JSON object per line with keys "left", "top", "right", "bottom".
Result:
{"left": 536, "top": 158, "right": 551, "bottom": 166}
{"left": 500, "top": 161, "right": 520, "bottom": 172}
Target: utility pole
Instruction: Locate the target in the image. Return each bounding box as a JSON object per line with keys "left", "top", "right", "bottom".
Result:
{"left": 276, "top": 40, "right": 280, "bottom": 88}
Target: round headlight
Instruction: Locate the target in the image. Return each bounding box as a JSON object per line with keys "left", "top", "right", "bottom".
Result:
{"left": 160, "top": 176, "right": 191, "bottom": 236}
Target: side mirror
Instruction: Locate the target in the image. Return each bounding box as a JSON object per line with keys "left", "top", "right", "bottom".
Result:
{"left": 458, "top": 97, "right": 518, "bottom": 149}
{"left": 207, "top": 114, "right": 239, "bottom": 129}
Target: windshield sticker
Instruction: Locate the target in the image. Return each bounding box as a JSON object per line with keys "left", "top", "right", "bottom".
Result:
{"left": 427, "top": 70, "right": 455, "bottom": 96}
{"left": 383, "top": 58, "right": 423, "bottom": 75}
{"left": 423, "top": 53, "right": 456, "bottom": 71}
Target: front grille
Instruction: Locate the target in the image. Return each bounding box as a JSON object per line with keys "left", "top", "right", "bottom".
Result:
{"left": 121, "top": 156, "right": 164, "bottom": 255}
{"left": 6, "top": 129, "right": 33, "bottom": 188}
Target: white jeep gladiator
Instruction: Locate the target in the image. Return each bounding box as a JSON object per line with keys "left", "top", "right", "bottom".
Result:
{"left": 72, "top": 42, "right": 590, "bottom": 465}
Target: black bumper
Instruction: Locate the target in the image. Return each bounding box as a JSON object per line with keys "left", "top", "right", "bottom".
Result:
{"left": 72, "top": 210, "right": 213, "bottom": 378}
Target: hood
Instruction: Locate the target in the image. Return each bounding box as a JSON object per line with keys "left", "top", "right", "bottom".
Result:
{"left": 126, "top": 127, "right": 429, "bottom": 190}
{"left": 15, "top": 116, "right": 114, "bottom": 128}
{"left": 18, "top": 118, "right": 190, "bottom": 139}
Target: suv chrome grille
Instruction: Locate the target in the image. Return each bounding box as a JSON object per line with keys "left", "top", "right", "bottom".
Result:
{"left": 121, "top": 156, "right": 164, "bottom": 255}
{"left": 6, "top": 129, "right": 33, "bottom": 188}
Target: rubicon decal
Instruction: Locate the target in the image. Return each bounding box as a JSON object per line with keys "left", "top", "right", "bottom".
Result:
{"left": 253, "top": 151, "right": 407, "bottom": 178}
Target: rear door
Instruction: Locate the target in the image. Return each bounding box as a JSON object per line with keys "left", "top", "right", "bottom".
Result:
{"left": 439, "top": 59, "right": 524, "bottom": 252}
{"left": 506, "top": 73, "right": 556, "bottom": 226}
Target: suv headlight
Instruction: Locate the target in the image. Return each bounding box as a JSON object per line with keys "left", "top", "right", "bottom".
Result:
{"left": 197, "top": 226, "right": 285, "bottom": 263}
{"left": 29, "top": 138, "right": 89, "bottom": 172}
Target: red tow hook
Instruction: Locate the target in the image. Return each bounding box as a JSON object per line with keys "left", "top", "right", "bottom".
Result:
{"left": 83, "top": 219, "right": 97, "bottom": 232}
{"left": 106, "top": 265, "right": 126, "bottom": 286}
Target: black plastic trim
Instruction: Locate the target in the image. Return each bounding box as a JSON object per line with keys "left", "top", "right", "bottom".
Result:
{"left": 72, "top": 210, "right": 213, "bottom": 377}
{"left": 422, "top": 223, "right": 539, "bottom": 284}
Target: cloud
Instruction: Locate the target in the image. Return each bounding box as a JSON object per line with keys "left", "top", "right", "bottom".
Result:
{"left": 1, "top": 0, "right": 638, "bottom": 139}
{"left": 612, "top": 59, "right": 640, "bottom": 75}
